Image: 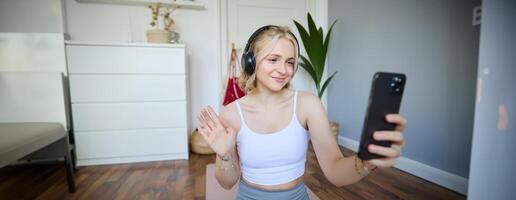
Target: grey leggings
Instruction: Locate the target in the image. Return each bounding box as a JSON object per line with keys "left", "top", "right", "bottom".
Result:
{"left": 235, "top": 180, "right": 310, "bottom": 200}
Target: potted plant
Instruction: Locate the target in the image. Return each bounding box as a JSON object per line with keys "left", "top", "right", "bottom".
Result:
{"left": 293, "top": 13, "right": 339, "bottom": 141}
{"left": 147, "top": 3, "right": 178, "bottom": 43}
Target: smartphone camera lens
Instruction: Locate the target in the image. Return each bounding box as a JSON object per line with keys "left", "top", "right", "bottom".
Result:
{"left": 393, "top": 76, "right": 403, "bottom": 83}
{"left": 390, "top": 76, "right": 404, "bottom": 95}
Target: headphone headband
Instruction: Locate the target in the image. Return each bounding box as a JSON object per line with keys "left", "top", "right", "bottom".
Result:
{"left": 243, "top": 25, "right": 278, "bottom": 54}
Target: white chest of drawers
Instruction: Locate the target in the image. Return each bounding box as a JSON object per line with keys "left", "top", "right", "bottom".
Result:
{"left": 65, "top": 42, "right": 189, "bottom": 166}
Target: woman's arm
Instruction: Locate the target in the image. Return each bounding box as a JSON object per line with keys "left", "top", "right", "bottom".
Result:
{"left": 301, "top": 92, "right": 406, "bottom": 187}
{"left": 215, "top": 147, "right": 241, "bottom": 190}
{"left": 197, "top": 105, "right": 241, "bottom": 190}
{"left": 302, "top": 93, "right": 364, "bottom": 186}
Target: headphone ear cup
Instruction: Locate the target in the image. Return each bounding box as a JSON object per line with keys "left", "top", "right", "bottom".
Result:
{"left": 241, "top": 51, "right": 256, "bottom": 75}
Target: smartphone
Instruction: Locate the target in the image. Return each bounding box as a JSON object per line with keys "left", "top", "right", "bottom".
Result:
{"left": 358, "top": 72, "right": 406, "bottom": 160}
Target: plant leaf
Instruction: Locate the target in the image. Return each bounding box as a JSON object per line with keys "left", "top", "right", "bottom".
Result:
{"left": 318, "top": 71, "right": 337, "bottom": 98}
{"left": 293, "top": 13, "right": 338, "bottom": 99}
{"left": 317, "top": 27, "right": 324, "bottom": 78}
{"left": 306, "top": 13, "right": 324, "bottom": 82}
{"left": 318, "top": 27, "right": 324, "bottom": 47}
{"left": 293, "top": 19, "right": 311, "bottom": 55}
{"left": 322, "top": 20, "right": 338, "bottom": 68}
{"left": 307, "top": 13, "right": 318, "bottom": 42}
{"left": 299, "top": 55, "right": 319, "bottom": 84}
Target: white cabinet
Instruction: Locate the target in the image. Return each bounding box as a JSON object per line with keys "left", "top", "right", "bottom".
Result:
{"left": 66, "top": 42, "right": 189, "bottom": 166}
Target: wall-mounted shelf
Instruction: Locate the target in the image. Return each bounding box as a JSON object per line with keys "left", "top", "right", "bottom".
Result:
{"left": 76, "top": 0, "right": 205, "bottom": 10}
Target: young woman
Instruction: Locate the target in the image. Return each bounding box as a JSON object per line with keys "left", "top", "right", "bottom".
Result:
{"left": 197, "top": 25, "right": 407, "bottom": 200}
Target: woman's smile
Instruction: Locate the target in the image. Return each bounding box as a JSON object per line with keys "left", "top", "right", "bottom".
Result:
{"left": 272, "top": 76, "right": 286, "bottom": 83}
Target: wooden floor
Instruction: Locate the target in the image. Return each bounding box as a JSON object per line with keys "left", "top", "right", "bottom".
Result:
{"left": 0, "top": 144, "right": 466, "bottom": 200}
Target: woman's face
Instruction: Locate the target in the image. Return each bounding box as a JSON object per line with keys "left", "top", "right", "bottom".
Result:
{"left": 255, "top": 38, "right": 296, "bottom": 92}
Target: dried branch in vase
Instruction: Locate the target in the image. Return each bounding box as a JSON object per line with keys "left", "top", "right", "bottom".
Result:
{"left": 147, "top": 3, "right": 161, "bottom": 28}
{"left": 163, "top": 7, "right": 177, "bottom": 31}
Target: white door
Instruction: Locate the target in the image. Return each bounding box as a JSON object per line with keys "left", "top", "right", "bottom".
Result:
{"left": 222, "top": 0, "right": 320, "bottom": 94}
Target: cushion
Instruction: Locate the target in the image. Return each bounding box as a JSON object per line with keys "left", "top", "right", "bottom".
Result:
{"left": 0, "top": 122, "right": 65, "bottom": 167}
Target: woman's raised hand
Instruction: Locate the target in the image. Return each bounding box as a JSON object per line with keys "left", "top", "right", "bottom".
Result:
{"left": 365, "top": 114, "right": 407, "bottom": 168}
{"left": 197, "top": 106, "right": 237, "bottom": 157}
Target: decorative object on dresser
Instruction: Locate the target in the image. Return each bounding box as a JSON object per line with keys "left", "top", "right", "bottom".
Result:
{"left": 65, "top": 42, "right": 189, "bottom": 166}
{"left": 147, "top": 3, "right": 179, "bottom": 43}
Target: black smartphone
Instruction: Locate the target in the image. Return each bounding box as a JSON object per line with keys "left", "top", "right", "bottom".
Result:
{"left": 358, "top": 72, "right": 406, "bottom": 160}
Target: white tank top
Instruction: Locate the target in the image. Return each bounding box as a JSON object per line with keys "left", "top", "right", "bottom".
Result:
{"left": 235, "top": 90, "right": 309, "bottom": 186}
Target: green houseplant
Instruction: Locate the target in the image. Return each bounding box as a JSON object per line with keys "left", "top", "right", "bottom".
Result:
{"left": 293, "top": 13, "right": 339, "bottom": 140}
{"left": 293, "top": 13, "right": 337, "bottom": 99}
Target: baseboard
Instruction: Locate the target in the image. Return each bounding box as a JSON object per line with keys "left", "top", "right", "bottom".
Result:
{"left": 338, "top": 136, "right": 468, "bottom": 195}
{"left": 77, "top": 152, "right": 189, "bottom": 166}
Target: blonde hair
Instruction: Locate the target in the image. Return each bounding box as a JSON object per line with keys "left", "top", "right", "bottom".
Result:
{"left": 238, "top": 26, "right": 299, "bottom": 94}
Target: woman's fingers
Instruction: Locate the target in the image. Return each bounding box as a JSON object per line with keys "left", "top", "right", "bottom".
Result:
{"left": 203, "top": 106, "right": 225, "bottom": 132}
{"left": 197, "top": 113, "right": 210, "bottom": 132}
{"left": 197, "top": 126, "right": 209, "bottom": 141}
{"left": 199, "top": 111, "right": 210, "bottom": 128}
{"left": 365, "top": 114, "right": 407, "bottom": 168}
{"left": 201, "top": 109, "right": 217, "bottom": 130}
{"left": 198, "top": 106, "right": 227, "bottom": 137}
{"left": 391, "top": 144, "right": 403, "bottom": 154}
{"left": 197, "top": 114, "right": 212, "bottom": 139}
{"left": 386, "top": 114, "right": 407, "bottom": 131}
{"left": 368, "top": 144, "right": 401, "bottom": 158}
{"left": 207, "top": 106, "right": 222, "bottom": 126}
{"left": 373, "top": 131, "right": 404, "bottom": 143}
{"left": 198, "top": 110, "right": 217, "bottom": 141}
{"left": 368, "top": 157, "right": 397, "bottom": 168}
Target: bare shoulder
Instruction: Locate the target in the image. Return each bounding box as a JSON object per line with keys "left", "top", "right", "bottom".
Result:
{"left": 297, "top": 90, "right": 324, "bottom": 110}
{"left": 219, "top": 101, "right": 241, "bottom": 131}
{"left": 296, "top": 90, "right": 325, "bottom": 127}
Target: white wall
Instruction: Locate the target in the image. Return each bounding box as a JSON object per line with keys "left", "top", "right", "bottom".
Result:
{"left": 63, "top": 0, "right": 222, "bottom": 133}
{"left": 0, "top": 0, "right": 65, "bottom": 33}
{"left": 0, "top": 33, "right": 67, "bottom": 74}
{"left": 0, "top": 0, "right": 70, "bottom": 130}
{"left": 0, "top": 0, "right": 67, "bottom": 74}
